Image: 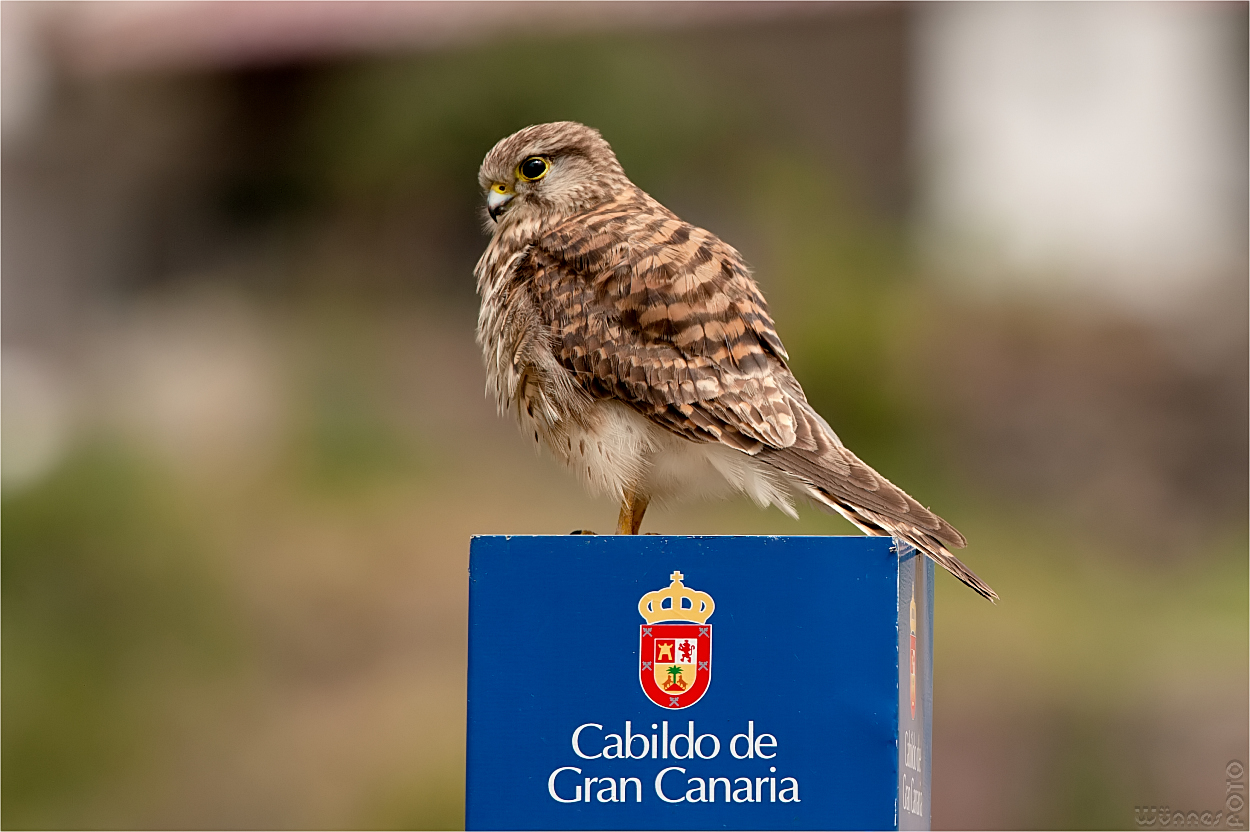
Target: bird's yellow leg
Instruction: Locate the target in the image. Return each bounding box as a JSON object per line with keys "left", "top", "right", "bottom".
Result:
{"left": 616, "top": 490, "right": 650, "bottom": 535}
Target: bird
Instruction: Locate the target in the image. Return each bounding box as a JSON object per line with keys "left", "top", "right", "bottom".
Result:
{"left": 474, "top": 121, "right": 997, "bottom": 602}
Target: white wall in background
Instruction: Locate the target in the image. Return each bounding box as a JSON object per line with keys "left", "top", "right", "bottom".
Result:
{"left": 914, "top": 2, "right": 1246, "bottom": 320}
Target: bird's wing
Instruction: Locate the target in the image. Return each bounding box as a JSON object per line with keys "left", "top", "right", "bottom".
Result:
{"left": 521, "top": 191, "right": 799, "bottom": 453}
{"left": 520, "top": 191, "right": 993, "bottom": 599}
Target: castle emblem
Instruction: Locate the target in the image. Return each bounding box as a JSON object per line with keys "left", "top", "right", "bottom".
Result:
{"left": 638, "top": 571, "right": 714, "bottom": 709}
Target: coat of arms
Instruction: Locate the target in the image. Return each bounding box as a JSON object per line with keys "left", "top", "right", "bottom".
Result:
{"left": 638, "top": 571, "right": 714, "bottom": 709}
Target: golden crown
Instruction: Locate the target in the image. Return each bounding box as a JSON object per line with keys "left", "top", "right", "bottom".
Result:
{"left": 638, "top": 571, "right": 715, "bottom": 624}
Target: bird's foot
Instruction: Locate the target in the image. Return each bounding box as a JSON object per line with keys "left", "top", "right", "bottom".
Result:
{"left": 568, "top": 529, "right": 597, "bottom": 535}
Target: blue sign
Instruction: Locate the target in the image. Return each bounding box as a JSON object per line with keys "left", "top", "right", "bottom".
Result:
{"left": 466, "top": 535, "right": 933, "bottom": 830}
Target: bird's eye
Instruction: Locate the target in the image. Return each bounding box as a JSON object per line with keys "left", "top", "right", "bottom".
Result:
{"left": 518, "top": 157, "right": 549, "bottom": 181}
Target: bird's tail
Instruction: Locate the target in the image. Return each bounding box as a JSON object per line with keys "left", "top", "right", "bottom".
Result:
{"left": 799, "top": 481, "right": 998, "bottom": 602}
{"left": 807, "top": 481, "right": 998, "bottom": 602}
{"left": 757, "top": 412, "right": 998, "bottom": 602}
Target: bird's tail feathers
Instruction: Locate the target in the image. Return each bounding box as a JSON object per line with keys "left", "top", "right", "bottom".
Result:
{"left": 790, "top": 473, "right": 998, "bottom": 603}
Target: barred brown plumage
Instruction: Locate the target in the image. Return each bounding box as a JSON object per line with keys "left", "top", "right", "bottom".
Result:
{"left": 475, "top": 121, "right": 997, "bottom": 602}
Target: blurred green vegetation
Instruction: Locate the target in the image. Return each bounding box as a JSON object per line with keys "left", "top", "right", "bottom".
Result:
{"left": 932, "top": 494, "right": 1247, "bottom": 829}
{"left": 290, "top": 306, "right": 430, "bottom": 496}
{"left": 3, "top": 442, "right": 242, "bottom": 828}
{"left": 297, "top": 37, "right": 749, "bottom": 200}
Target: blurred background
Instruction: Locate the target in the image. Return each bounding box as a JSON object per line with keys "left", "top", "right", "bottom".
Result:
{"left": 2, "top": 1, "right": 1246, "bottom": 828}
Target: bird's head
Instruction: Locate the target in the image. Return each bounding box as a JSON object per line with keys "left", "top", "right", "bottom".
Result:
{"left": 478, "top": 121, "right": 629, "bottom": 229}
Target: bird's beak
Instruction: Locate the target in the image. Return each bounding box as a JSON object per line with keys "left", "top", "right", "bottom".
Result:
{"left": 486, "top": 184, "right": 514, "bottom": 221}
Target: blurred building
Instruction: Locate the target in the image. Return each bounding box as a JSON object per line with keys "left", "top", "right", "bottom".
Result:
{"left": 915, "top": 2, "right": 1247, "bottom": 326}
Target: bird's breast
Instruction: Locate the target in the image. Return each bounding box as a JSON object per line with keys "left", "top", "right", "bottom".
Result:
{"left": 477, "top": 247, "right": 589, "bottom": 440}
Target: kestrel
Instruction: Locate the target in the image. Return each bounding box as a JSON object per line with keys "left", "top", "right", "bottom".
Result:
{"left": 475, "top": 122, "right": 996, "bottom": 601}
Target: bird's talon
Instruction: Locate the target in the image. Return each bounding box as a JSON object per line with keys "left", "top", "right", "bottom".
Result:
{"left": 569, "top": 529, "right": 597, "bottom": 535}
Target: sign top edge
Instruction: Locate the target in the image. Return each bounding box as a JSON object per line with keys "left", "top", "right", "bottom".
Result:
{"left": 468, "top": 533, "right": 899, "bottom": 542}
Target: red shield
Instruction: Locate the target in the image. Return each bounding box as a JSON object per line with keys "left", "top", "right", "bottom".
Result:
{"left": 640, "top": 623, "right": 712, "bottom": 709}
